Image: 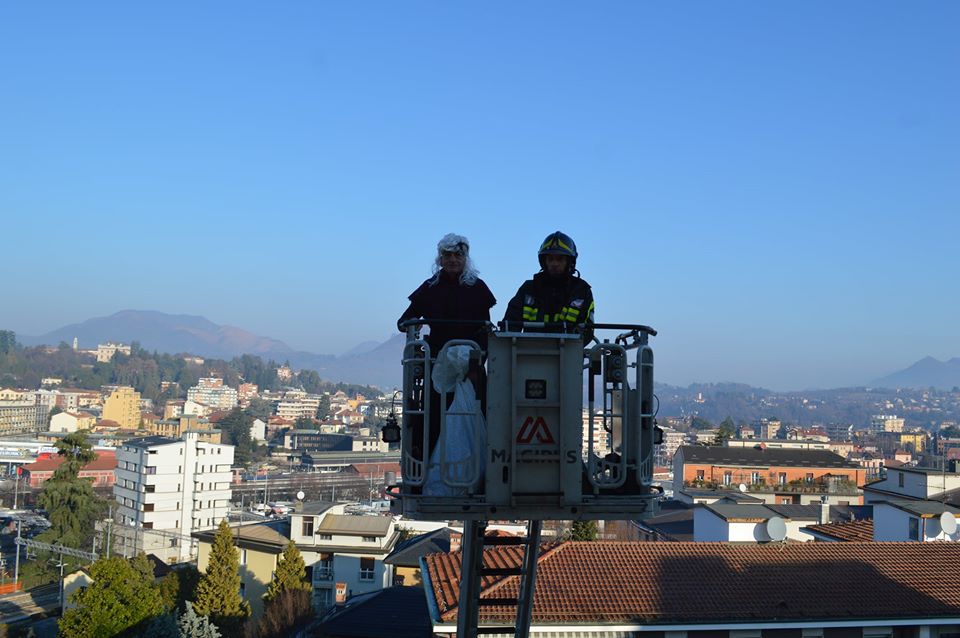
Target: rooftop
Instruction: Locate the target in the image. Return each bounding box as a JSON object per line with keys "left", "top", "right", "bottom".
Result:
{"left": 803, "top": 519, "right": 875, "bottom": 542}
{"left": 317, "top": 514, "right": 392, "bottom": 537}
{"left": 424, "top": 541, "right": 960, "bottom": 626}
{"left": 678, "top": 445, "right": 859, "bottom": 468}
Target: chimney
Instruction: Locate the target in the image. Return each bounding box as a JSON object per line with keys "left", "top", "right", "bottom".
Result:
{"left": 819, "top": 496, "right": 830, "bottom": 524}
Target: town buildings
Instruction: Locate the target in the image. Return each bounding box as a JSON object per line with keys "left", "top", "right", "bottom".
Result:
{"left": 20, "top": 449, "right": 116, "bottom": 488}
{"left": 101, "top": 386, "right": 142, "bottom": 430}
{"left": 96, "top": 342, "right": 131, "bottom": 362}
{"left": 113, "top": 432, "right": 234, "bottom": 562}
{"left": 186, "top": 378, "right": 238, "bottom": 411}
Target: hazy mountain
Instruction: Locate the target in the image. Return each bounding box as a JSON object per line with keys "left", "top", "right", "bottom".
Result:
{"left": 18, "top": 310, "right": 403, "bottom": 389}
{"left": 873, "top": 356, "right": 960, "bottom": 390}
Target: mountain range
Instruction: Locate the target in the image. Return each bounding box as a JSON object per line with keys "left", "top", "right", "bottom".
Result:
{"left": 17, "top": 310, "right": 404, "bottom": 389}
{"left": 15, "top": 310, "right": 960, "bottom": 391}
{"left": 872, "top": 356, "right": 960, "bottom": 391}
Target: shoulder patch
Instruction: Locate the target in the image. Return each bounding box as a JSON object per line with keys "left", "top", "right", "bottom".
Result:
{"left": 570, "top": 298, "right": 585, "bottom": 308}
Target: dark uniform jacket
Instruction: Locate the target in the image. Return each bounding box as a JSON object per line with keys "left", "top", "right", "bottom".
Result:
{"left": 397, "top": 274, "right": 496, "bottom": 353}
{"left": 503, "top": 272, "right": 595, "bottom": 342}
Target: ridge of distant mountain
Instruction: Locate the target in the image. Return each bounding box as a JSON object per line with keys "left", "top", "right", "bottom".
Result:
{"left": 18, "top": 310, "right": 402, "bottom": 389}
{"left": 872, "top": 356, "right": 960, "bottom": 390}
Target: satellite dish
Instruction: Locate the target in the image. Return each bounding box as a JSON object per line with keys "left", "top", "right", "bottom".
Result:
{"left": 738, "top": 483, "right": 747, "bottom": 493}
{"left": 940, "top": 511, "right": 957, "bottom": 536}
{"left": 766, "top": 516, "right": 787, "bottom": 542}
{"left": 296, "top": 490, "right": 305, "bottom": 501}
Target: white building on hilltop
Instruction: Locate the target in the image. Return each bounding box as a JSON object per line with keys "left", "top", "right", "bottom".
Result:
{"left": 113, "top": 432, "right": 234, "bottom": 562}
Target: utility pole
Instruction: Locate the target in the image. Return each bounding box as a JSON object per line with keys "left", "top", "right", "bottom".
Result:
{"left": 13, "top": 473, "right": 19, "bottom": 510}
{"left": 13, "top": 521, "right": 21, "bottom": 589}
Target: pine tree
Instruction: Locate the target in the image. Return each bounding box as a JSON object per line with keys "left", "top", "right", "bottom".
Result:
{"left": 36, "top": 430, "right": 104, "bottom": 549}
{"left": 264, "top": 542, "right": 310, "bottom": 603}
{"left": 193, "top": 520, "right": 251, "bottom": 636}
{"left": 570, "top": 520, "right": 598, "bottom": 541}
{"left": 58, "top": 554, "right": 164, "bottom": 638}
{"left": 179, "top": 602, "right": 222, "bottom": 638}
{"left": 142, "top": 612, "right": 179, "bottom": 638}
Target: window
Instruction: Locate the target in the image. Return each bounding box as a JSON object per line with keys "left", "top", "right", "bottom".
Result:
{"left": 145, "top": 485, "right": 155, "bottom": 493}
{"left": 695, "top": 470, "right": 704, "bottom": 480}
{"left": 805, "top": 473, "right": 814, "bottom": 484}
{"left": 723, "top": 472, "right": 732, "bottom": 486}
{"left": 318, "top": 533, "right": 332, "bottom": 541}
{"left": 898, "top": 472, "right": 905, "bottom": 488}
{"left": 778, "top": 472, "right": 787, "bottom": 486}
{"left": 315, "top": 587, "right": 333, "bottom": 608}
{"left": 302, "top": 518, "right": 314, "bottom": 537}
{"left": 359, "top": 557, "right": 375, "bottom": 581}
{"left": 909, "top": 517, "right": 920, "bottom": 541}
{"left": 145, "top": 467, "right": 156, "bottom": 475}
{"left": 751, "top": 471, "right": 761, "bottom": 484}
{"left": 362, "top": 536, "right": 377, "bottom": 543}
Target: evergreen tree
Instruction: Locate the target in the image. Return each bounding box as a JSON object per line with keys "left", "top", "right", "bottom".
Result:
{"left": 570, "top": 520, "right": 598, "bottom": 541}
{"left": 192, "top": 520, "right": 251, "bottom": 636}
{"left": 179, "top": 602, "right": 222, "bottom": 638}
{"left": 264, "top": 542, "right": 310, "bottom": 603}
{"left": 143, "top": 612, "right": 179, "bottom": 638}
{"left": 58, "top": 554, "right": 164, "bottom": 638}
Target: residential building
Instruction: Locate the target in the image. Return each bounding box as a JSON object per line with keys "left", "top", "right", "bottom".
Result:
{"left": 193, "top": 521, "right": 290, "bottom": 619}
{"left": 0, "top": 402, "right": 45, "bottom": 435}
{"left": 752, "top": 417, "right": 781, "bottom": 439}
{"left": 289, "top": 502, "right": 400, "bottom": 610}
{"left": 692, "top": 502, "right": 869, "bottom": 542}
{"left": 163, "top": 400, "right": 185, "bottom": 420}
{"left": 900, "top": 430, "right": 927, "bottom": 453}
{"left": 55, "top": 389, "right": 101, "bottom": 412}
{"left": 237, "top": 383, "right": 259, "bottom": 407}
{"left": 251, "top": 418, "right": 266, "bottom": 442}
{"left": 873, "top": 500, "right": 960, "bottom": 542}
{"left": 149, "top": 415, "right": 222, "bottom": 444}
{"left": 49, "top": 411, "right": 96, "bottom": 433}
{"left": 726, "top": 438, "right": 830, "bottom": 451}
{"left": 21, "top": 449, "right": 116, "bottom": 488}
{"left": 862, "top": 465, "right": 960, "bottom": 504}
{"left": 114, "top": 432, "right": 234, "bottom": 562}
{"left": 97, "top": 342, "right": 131, "bottom": 362}
{"left": 422, "top": 542, "right": 960, "bottom": 637}
{"left": 384, "top": 527, "right": 452, "bottom": 586}
{"left": 872, "top": 414, "right": 905, "bottom": 433}
{"left": 277, "top": 390, "right": 323, "bottom": 422}
{"left": 186, "top": 378, "right": 238, "bottom": 411}
{"left": 673, "top": 445, "right": 866, "bottom": 505}
{"left": 102, "top": 386, "right": 142, "bottom": 430}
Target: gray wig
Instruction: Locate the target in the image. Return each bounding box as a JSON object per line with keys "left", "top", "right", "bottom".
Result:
{"left": 429, "top": 233, "right": 480, "bottom": 286}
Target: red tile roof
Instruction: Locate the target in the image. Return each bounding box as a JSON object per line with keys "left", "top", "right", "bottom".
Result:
{"left": 804, "top": 519, "right": 875, "bottom": 542}
{"left": 23, "top": 450, "right": 117, "bottom": 473}
{"left": 423, "top": 541, "right": 960, "bottom": 625}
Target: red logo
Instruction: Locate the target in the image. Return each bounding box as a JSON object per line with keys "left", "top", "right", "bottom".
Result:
{"left": 516, "top": 416, "right": 555, "bottom": 444}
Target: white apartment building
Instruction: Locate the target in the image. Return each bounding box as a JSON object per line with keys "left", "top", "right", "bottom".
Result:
{"left": 114, "top": 432, "right": 234, "bottom": 562}
{"left": 289, "top": 503, "right": 399, "bottom": 609}
{"left": 186, "top": 378, "right": 238, "bottom": 411}
{"left": 276, "top": 390, "right": 323, "bottom": 422}
{"left": 0, "top": 402, "right": 45, "bottom": 435}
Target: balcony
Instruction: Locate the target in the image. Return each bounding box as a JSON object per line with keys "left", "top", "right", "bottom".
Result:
{"left": 684, "top": 478, "right": 860, "bottom": 496}
{"left": 314, "top": 565, "right": 334, "bottom": 581}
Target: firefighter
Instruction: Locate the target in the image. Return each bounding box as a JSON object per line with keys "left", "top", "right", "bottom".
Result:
{"left": 398, "top": 233, "right": 496, "bottom": 460}
{"left": 503, "top": 231, "right": 595, "bottom": 343}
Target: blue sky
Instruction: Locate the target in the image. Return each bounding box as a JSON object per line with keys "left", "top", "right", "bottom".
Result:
{"left": 1, "top": 2, "right": 957, "bottom": 391}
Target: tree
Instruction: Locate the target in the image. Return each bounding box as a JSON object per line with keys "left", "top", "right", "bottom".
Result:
{"left": 714, "top": 416, "right": 736, "bottom": 445}
{"left": 690, "top": 416, "right": 713, "bottom": 431}
{"left": 258, "top": 589, "right": 312, "bottom": 638}
{"left": 193, "top": 520, "right": 251, "bottom": 636}
{"left": 58, "top": 554, "right": 164, "bottom": 638}
{"left": 294, "top": 416, "right": 316, "bottom": 430}
{"left": 264, "top": 542, "right": 310, "bottom": 603}
{"left": 36, "top": 431, "right": 105, "bottom": 551}
{"left": 160, "top": 565, "right": 202, "bottom": 614}
{"left": 0, "top": 330, "right": 16, "bottom": 355}
{"left": 570, "top": 520, "right": 598, "bottom": 541}
{"left": 178, "top": 602, "right": 222, "bottom": 638}
{"left": 315, "top": 393, "right": 331, "bottom": 420}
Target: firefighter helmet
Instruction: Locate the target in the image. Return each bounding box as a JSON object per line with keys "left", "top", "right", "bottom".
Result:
{"left": 538, "top": 231, "right": 577, "bottom": 272}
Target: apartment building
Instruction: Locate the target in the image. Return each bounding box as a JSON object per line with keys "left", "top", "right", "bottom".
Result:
{"left": 96, "top": 342, "right": 131, "bottom": 362}
{"left": 49, "top": 411, "right": 96, "bottom": 433}
{"left": 0, "top": 402, "right": 45, "bottom": 435}
{"left": 149, "top": 414, "right": 222, "bottom": 444}
{"left": 872, "top": 414, "right": 905, "bottom": 433}
{"left": 114, "top": 432, "right": 234, "bottom": 562}
{"left": 673, "top": 445, "right": 866, "bottom": 505}
{"left": 102, "top": 386, "right": 142, "bottom": 430}
{"left": 289, "top": 503, "right": 400, "bottom": 609}
{"left": 186, "top": 378, "right": 238, "bottom": 411}
{"left": 276, "top": 390, "right": 323, "bottom": 422}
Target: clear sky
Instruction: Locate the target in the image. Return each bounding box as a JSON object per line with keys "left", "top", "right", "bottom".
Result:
{"left": 1, "top": 2, "right": 957, "bottom": 391}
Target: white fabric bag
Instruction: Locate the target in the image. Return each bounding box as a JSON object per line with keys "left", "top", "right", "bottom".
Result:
{"left": 423, "top": 346, "right": 486, "bottom": 496}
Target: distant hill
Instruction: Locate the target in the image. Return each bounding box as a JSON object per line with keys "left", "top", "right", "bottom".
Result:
{"left": 873, "top": 356, "right": 960, "bottom": 390}
{"left": 18, "top": 310, "right": 403, "bottom": 389}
